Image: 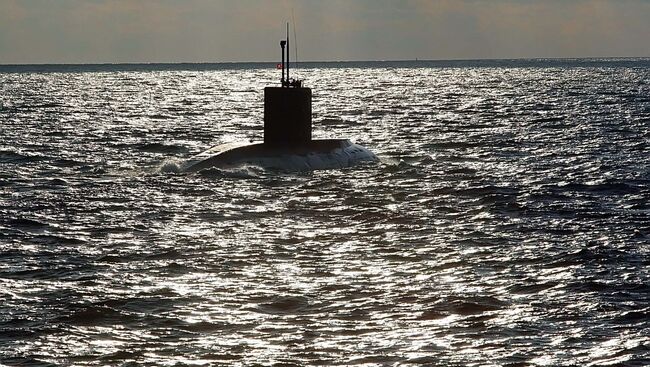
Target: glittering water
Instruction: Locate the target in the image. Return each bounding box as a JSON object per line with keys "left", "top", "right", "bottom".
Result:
{"left": 1, "top": 60, "right": 650, "bottom": 366}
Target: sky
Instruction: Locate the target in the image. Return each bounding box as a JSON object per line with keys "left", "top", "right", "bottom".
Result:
{"left": 1, "top": 0, "right": 649, "bottom": 64}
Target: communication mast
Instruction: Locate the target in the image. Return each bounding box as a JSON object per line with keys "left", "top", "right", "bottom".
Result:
{"left": 279, "top": 23, "right": 301, "bottom": 88}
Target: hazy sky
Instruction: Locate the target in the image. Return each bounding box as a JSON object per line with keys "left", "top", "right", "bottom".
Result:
{"left": 1, "top": 0, "right": 649, "bottom": 64}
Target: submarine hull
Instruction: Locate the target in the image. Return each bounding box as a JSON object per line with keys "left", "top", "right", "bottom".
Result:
{"left": 182, "top": 139, "right": 378, "bottom": 172}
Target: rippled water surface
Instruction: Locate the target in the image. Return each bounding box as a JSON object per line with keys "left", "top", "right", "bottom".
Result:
{"left": 1, "top": 60, "right": 650, "bottom": 366}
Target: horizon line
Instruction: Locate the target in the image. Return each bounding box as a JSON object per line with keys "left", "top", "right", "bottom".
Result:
{"left": 2, "top": 56, "right": 650, "bottom": 67}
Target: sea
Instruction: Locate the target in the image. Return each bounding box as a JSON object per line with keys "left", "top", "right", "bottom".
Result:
{"left": 1, "top": 59, "right": 649, "bottom": 366}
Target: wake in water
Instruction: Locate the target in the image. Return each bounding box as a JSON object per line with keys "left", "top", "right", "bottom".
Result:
{"left": 155, "top": 158, "right": 184, "bottom": 174}
{"left": 154, "top": 157, "right": 272, "bottom": 179}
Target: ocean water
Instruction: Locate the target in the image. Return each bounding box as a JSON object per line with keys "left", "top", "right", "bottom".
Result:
{"left": 1, "top": 59, "right": 649, "bottom": 366}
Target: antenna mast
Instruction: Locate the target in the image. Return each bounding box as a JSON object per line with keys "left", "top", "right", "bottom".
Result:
{"left": 278, "top": 22, "right": 301, "bottom": 88}
{"left": 280, "top": 39, "right": 286, "bottom": 85}
{"left": 286, "top": 22, "right": 290, "bottom": 84}
{"left": 292, "top": 9, "right": 298, "bottom": 70}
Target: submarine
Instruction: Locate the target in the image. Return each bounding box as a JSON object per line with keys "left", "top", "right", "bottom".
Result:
{"left": 181, "top": 26, "right": 378, "bottom": 173}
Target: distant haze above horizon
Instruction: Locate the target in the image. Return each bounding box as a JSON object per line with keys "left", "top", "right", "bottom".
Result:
{"left": 1, "top": 0, "right": 649, "bottom": 64}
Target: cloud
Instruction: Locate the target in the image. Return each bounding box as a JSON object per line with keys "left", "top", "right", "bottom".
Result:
{"left": 0, "top": 0, "right": 648, "bottom": 63}
{"left": 409, "top": 0, "right": 650, "bottom": 58}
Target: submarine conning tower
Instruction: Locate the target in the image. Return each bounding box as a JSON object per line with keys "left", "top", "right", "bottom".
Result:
{"left": 180, "top": 23, "right": 379, "bottom": 172}
{"left": 264, "top": 24, "right": 312, "bottom": 147}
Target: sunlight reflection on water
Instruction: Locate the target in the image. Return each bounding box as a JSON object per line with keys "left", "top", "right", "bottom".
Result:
{"left": 1, "top": 61, "right": 649, "bottom": 365}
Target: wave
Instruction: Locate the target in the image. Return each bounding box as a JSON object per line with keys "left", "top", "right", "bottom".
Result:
{"left": 0, "top": 150, "right": 44, "bottom": 163}
{"left": 136, "top": 142, "right": 189, "bottom": 154}
{"left": 154, "top": 158, "right": 268, "bottom": 177}
{"left": 419, "top": 295, "right": 508, "bottom": 319}
{"left": 155, "top": 158, "right": 183, "bottom": 173}
{"left": 197, "top": 165, "right": 266, "bottom": 179}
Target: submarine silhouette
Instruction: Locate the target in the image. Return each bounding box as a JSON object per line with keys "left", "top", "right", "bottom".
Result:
{"left": 181, "top": 26, "right": 378, "bottom": 172}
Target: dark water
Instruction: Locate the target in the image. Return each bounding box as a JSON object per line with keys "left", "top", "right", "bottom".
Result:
{"left": 1, "top": 60, "right": 649, "bottom": 366}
